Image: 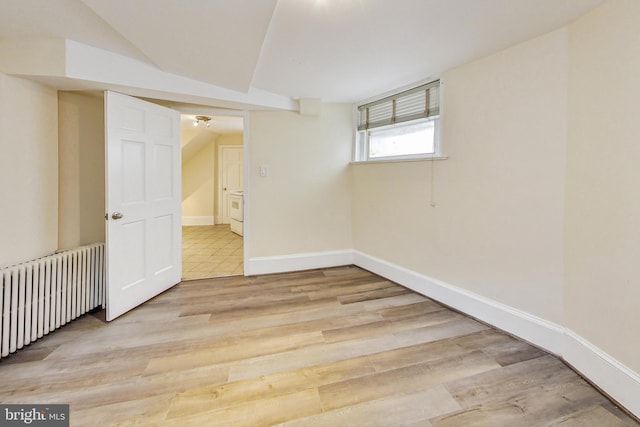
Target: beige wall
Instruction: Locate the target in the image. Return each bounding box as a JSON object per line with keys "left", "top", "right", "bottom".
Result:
{"left": 58, "top": 91, "right": 105, "bottom": 250}
{"left": 0, "top": 74, "right": 58, "bottom": 268}
{"left": 182, "top": 139, "right": 216, "bottom": 218}
{"left": 565, "top": 0, "right": 640, "bottom": 373}
{"left": 181, "top": 131, "right": 244, "bottom": 221}
{"left": 248, "top": 104, "right": 352, "bottom": 256}
{"left": 352, "top": 0, "right": 640, "bottom": 377}
{"left": 1, "top": 0, "right": 637, "bottom": 385}
{"left": 216, "top": 133, "right": 243, "bottom": 147}
{"left": 353, "top": 29, "right": 569, "bottom": 323}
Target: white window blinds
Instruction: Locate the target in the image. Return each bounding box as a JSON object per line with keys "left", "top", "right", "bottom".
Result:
{"left": 357, "top": 80, "right": 440, "bottom": 131}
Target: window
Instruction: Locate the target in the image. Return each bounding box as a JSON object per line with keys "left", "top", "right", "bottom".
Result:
{"left": 354, "top": 80, "right": 441, "bottom": 162}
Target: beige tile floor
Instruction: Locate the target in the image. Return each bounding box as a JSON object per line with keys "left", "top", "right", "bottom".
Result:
{"left": 182, "top": 225, "right": 244, "bottom": 280}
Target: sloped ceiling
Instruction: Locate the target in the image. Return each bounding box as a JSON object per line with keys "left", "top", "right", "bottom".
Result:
{"left": 0, "top": 0, "right": 149, "bottom": 62}
{"left": 181, "top": 129, "right": 218, "bottom": 165}
{"left": 81, "top": 0, "right": 278, "bottom": 93}
{"left": 254, "top": 0, "right": 606, "bottom": 102}
{"left": 0, "top": 0, "right": 605, "bottom": 107}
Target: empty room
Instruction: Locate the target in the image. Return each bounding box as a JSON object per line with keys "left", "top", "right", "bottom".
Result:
{"left": 0, "top": 0, "right": 639, "bottom": 425}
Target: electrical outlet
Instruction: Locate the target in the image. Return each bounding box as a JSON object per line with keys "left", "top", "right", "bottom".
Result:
{"left": 260, "top": 165, "right": 268, "bottom": 177}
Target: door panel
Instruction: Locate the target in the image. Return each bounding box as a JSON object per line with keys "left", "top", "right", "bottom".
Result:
{"left": 153, "top": 214, "right": 174, "bottom": 274}
{"left": 120, "top": 220, "right": 146, "bottom": 288}
{"left": 122, "top": 140, "right": 146, "bottom": 203}
{"left": 105, "top": 91, "right": 181, "bottom": 321}
{"left": 153, "top": 145, "right": 174, "bottom": 199}
{"left": 220, "top": 146, "right": 244, "bottom": 224}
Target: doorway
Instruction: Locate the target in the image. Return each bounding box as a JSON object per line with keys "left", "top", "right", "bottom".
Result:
{"left": 182, "top": 225, "right": 243, "bottom": 279}
{"left": 180, "top": 114, "right": 245, "bottom": 280}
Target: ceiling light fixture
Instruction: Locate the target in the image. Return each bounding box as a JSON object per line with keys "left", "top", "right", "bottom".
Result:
{"left": 193, "top": 115, "right": 211, "bottom": 127}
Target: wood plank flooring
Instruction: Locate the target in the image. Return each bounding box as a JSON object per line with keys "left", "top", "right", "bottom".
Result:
{"left": 0, "top": 266, "right": 637, "bottom": 426}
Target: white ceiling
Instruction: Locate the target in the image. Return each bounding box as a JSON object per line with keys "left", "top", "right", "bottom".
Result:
{"left": 0, "top": 0, "right": 604, "bottom": 105}
{"left": 180, "top": 114, "right": 244, "bottom": 135}
{"left": 81, "top": 0, "right": 278, "bottom": 93}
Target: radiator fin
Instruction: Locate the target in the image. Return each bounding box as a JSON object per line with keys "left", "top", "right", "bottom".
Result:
{"left": 0, "top": 243, "right": 105, "bottom": 359}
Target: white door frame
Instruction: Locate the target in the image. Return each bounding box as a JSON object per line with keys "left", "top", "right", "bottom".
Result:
{"left": 174, "top": 108, "right": 249, "bottom": 276}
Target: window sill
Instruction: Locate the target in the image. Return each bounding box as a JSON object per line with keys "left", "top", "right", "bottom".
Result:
{"left": 350, "top": 156, "right": 448, "bottom": 165}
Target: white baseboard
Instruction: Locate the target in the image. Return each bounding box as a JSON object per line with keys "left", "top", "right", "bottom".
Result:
{"left": 182, "top": 216, "right": 214, "bottom": 226}
{"left": 563, "top": 330, "right": 640, "bottom": 417}
{"left": 245, "top": 250, "right": 354, "bottom": 276}
{"left": 241, "top": 247, "right": 640, "bottom": 417}
{"left": 352, "top": 250, "right": 565, "bottom": 355}
{"left": 352, "top": 250, "right": 640, "bottom": 419}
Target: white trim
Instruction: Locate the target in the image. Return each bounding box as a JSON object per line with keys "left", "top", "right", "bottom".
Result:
{"left": 240, "top": 247, "right": 640, "bottom": 418}
{"left": 245, "top": 250, "right": 354, "bottom": 276}
{"left": 181, "top": 216, "right": 214, "bottom": 226}
{"left": 564, "top": 330, "right": 640, "bottom": 417}
{"left": 352, "top": 250, "right": 565, "bottom": 355}
{"left": 350, "top": 156, "right": 448, "bottom": 165}
{"left": 352, "top": 250, "right": 640, "bottom": 419}
{"left": 241, "top": 111, "right": 250, "bottom": 277}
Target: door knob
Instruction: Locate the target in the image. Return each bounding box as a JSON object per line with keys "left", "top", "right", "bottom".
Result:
{"left": 112, "top": 212, "right": 124, "bottom": 220}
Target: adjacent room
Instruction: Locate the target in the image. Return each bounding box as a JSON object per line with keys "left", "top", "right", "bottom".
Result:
{"left": 181, "top": 113, "right": 245, "bottom": 279}
{"left": 1, "top": 0, "right": 639, "bottom": 425}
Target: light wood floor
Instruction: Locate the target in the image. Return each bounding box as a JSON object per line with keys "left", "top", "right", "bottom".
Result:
{"left": 0, "top": 266, "right": 637, "bottom": 426}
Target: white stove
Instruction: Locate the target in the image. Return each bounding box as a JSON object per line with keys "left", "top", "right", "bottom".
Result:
{"left": 229, "top": 190, "right": 244, "bottom": 236}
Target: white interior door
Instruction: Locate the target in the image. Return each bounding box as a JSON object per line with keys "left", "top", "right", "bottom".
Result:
{"left": 219, "top": 146, "right": 244, "bottom": 224}
{"left": 105, "top": 91, "right": 182, "bottom": 321}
